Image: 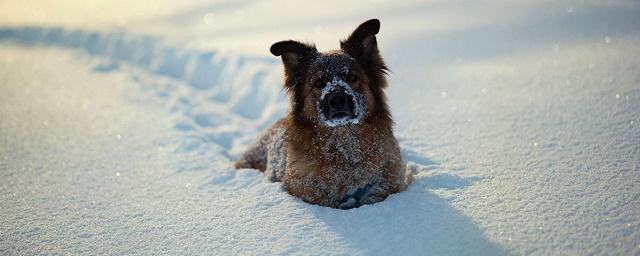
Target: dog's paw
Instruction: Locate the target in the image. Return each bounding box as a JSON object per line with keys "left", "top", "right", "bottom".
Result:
{"left": 338, "top": 197, "right": 359, "bottom": 209}
{"left": 357, "top": 184, "right": 389, "bottom": 205}
{"left": 234, "top": 161, "right": 246, "bottom": 169}
{"left": 337, "top": 185, "right": 376, "bottom": 209}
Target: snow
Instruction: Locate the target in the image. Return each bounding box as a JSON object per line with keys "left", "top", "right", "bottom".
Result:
{"left": 1, "top": 0, "right": 639, "bottom": 255}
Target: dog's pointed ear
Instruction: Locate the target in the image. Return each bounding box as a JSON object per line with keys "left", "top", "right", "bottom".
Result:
{"left": 270, "top": 40, "right": 316, "bottom": 75}
{"left": 341, "top": 19, "right": 381, "bottom": 62}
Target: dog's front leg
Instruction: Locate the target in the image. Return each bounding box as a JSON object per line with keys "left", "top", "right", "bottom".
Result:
{"left": 235, "top": 119, "right": 288, "bottom": 176}
{"left": 235, "top": 137, "right": 268, "bottom": 171}
{"left": 359, "top": 157, "right": 406, "bottom": 205}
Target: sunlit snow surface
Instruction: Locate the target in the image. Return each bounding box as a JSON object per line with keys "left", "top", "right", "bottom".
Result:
{"left": 1, "top": 1, "right": 639, "bottom": 255}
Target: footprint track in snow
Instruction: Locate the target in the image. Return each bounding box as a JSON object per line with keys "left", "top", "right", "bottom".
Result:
{"left": 4, "top": 26, "right": 290, "bottom": 158}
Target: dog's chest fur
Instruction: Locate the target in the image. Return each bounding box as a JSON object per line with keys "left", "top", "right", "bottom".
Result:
{"left": 280, "top": 121, "right": 393, "bottom": 207}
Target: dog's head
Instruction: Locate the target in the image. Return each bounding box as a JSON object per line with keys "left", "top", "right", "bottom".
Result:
{"left": 271, "top": 19, "right": 390, "bottom": 127}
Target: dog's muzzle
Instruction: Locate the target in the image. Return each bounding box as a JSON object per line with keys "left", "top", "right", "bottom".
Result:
{"left": 320, "top": 90, "right": 356, "bottom": 121}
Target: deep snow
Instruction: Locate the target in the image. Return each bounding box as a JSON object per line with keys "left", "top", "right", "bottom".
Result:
{"left": 1, "top": 1, "right": 639, "bottom": 255}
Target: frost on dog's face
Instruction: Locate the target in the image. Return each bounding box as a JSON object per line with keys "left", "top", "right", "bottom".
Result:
{"left": 303, "top": 52, "right": 373, "bottom": 127}
{"left": 270, "top": 19, "right": 390, "bottom": 128}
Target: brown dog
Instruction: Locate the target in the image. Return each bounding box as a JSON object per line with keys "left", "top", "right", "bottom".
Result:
{"left": 235, "top": 19, "right": 407, "bottom": 209}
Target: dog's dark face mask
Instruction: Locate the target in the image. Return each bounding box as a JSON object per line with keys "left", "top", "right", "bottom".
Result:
{"left": 309, "top": 53, "right": 364, "bottom": 127}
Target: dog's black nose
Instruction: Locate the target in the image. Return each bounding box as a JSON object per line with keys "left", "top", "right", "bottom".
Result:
{"left": 328, "top": 94, "right": 349, "bottom": 110}
{"left": 321, "top": 91, "right": 356, "bottom": 120}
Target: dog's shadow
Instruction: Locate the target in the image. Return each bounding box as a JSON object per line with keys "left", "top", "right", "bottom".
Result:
{"left": 308, "top": 186, "right": 507, "bottom": 255}
{"left": 307, "top": 150, "right": 507, "bottom": 255}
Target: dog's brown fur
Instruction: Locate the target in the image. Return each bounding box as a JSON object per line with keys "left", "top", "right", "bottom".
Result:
{"left": 235, "top": 19, "right": 407, "bottom": 209}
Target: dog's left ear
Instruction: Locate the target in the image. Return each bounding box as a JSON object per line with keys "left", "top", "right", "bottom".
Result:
{"left": 341, "top": 19, "right": 382, "bottom": 62}
{"left": 270, "top": 40, "right": 317, "bottom": 90}
{"left": 270, "top": 40, "right": 316, "bottom": 74}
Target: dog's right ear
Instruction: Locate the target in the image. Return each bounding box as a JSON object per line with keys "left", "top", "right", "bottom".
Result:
{"left": 341, "top": 19, "right": 381, "bottom": 63}
{"left": 270, "top": 40, "right": 316, "bottom": 82}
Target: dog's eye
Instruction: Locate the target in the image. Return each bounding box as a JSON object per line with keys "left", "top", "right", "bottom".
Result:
{"left": 346, "top": 74, "right": 358, "bottom": 83}
{"left": 314, "top": 79, "right": 325, "bottom": 88}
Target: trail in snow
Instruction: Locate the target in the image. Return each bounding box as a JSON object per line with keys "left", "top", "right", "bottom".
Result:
{"left": 0, "top": 26, "right": 285, "bottom": 157}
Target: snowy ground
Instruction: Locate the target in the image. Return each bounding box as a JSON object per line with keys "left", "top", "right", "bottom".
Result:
{"left": 1, "top": 1, "right": 639, "bottom": 255}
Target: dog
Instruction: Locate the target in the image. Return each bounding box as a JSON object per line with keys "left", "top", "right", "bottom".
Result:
{"left": 235, "top": 19, "right": 407, "bottom": 209}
